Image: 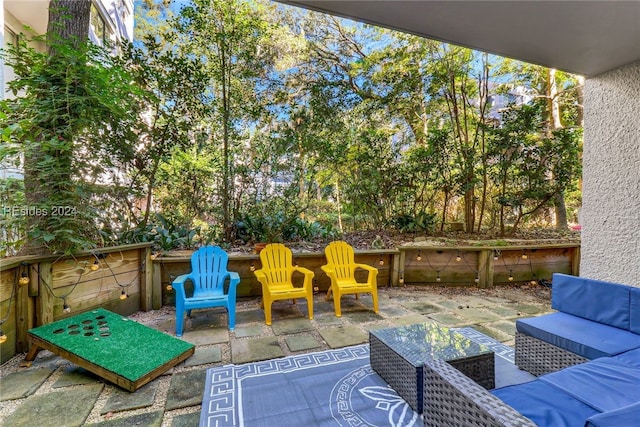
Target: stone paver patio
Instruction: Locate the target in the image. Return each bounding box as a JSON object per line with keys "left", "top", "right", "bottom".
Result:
{"left": 0, "top": 284, "right": 551, "bottom": 426}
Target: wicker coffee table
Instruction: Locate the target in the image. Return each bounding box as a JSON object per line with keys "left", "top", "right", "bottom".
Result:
{"left": 370, "top": 323, "right": 494, "bottom": 413}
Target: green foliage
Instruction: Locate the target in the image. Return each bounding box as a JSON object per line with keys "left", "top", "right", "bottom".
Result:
{"left": 237, "top": 210, "right": 336, "bottom": 244}
{"left": 1, "top": 35, "right": 141, "bottom": 254}
{"left": 115, "top": 213, "right": 214, "bottom": 251}
{"left": 390, "top": 212, "right": 437, "bottom": 233}
{"left": 0, "top": 3, "right": 584, "bottom": 257}
{"left": 0, "top": 178, "right": 26, "bottom": 256}
{"left": 486, "top": 100, "right": 582, "bottom": 233}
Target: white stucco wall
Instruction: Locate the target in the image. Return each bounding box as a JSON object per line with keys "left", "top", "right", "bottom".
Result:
{"left": 581, "top": 61, "right": 640, "bottom": 287}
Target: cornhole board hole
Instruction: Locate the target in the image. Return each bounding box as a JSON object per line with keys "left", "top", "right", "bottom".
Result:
{"left": 24, "top": 308, "right": 194, "bottom": 392}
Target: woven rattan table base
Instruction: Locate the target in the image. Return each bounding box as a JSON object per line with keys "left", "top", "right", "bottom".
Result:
{"left": 370, "top": 326, "right": 494, "bottom": 413}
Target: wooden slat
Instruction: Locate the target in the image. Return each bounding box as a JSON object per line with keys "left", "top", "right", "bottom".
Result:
{"left": 38, "top": 262, "right": 54, "bottom": 325}
{"left": 141, "top": 247, "right": 153, "bottom": 311}
{"left": 0, "top": 268, "right": 16, "bottom": 301}
{"left": 50, "top": 249, "right": 140, "bottom": 289}
{"left": 16, "top": 280, "right": 32, "bottom": 353}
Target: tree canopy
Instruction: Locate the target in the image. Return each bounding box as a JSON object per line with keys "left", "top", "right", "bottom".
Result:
{"left": 0, "top": 0, "right": 582, "bottom": 256}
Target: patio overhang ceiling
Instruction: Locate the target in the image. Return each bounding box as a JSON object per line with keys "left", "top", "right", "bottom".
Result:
{"left": 277, "top": 1, "right": 640, "bottom": 77}
{"left": 4, "top": 0, "right": 49, "bottom": 35}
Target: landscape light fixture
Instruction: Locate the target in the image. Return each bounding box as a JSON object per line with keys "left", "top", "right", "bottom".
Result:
{"left": 19, "top": 271, "right": 30, "bottom": 286}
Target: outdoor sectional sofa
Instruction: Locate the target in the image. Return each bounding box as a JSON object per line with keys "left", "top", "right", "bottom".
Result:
{"left": 422, "top": 273, "right": 640, "bottom": 426}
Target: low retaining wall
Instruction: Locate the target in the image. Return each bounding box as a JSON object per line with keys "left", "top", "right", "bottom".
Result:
{"left": 0, "top": 243, "right": 153, "bottom": 363}
{"left": 0, "top": 242, "right": 579, "bottom": 363}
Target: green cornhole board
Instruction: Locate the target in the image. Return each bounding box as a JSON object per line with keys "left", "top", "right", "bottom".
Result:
{"left": 25, "top": 308, "right": 194, "bottom": 392}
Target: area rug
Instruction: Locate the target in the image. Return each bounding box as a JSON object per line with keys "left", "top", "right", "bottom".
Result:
{"left": 199, "top": 329, "right": 528, "bottom": 427}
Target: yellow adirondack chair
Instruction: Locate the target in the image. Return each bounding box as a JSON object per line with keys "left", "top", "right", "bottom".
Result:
{"left": 253, "top": 243, "right": 314, "bottom": 325}
{"left": 321, "top": 241, "right": 379, "bottom": 317}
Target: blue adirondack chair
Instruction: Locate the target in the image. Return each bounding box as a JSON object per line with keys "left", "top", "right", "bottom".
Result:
{"left": 172, "top": 246, "right": 240, "bottom": 336}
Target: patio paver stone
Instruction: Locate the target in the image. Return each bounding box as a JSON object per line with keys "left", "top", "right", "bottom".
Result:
{"left": 456, "top": 307, "right": 503, "bottom": 323}
{"left": 183, "top": 346, "right": 222, "bottom": 367}
{"left": 165, "top": 368, "right": 207, "bottom": 411}
{"left": 233, "top": 325, "right": 264, "bottom": 338}
{"left": 511, "top": 302, "right": 551, "bottom": 315}
{"left": 0, "top": 367, "right": 54, "bottom": 401}
{"left": 271, "top": 318, "right": 314, "bottom": 335}
{"left": 171, "top": 411, "right": 201, "bottom": 427}
{"left": 428, "top": 312, "right": 467, "bottom": 326}
{"left": 231, "top": 336, "right": 285, "bottom": 364}
{"left": 52, "top": 366, "right": 100, "bottom": 388}
{"left": 100, "top": 382, "right": 157, "bottom": 414}
{"left": 437, "top": 295, "right": 495, "bottom": 309}
{"left": 318, "top": 324, "right": 368, "bottom": 348}
{"left": 485, "top": 305, "right": 521, "bottom": 318}
{"left": 285, "top": 334, "right": 323, "bottom": 352}
{"left": 181, "top": 327, "right": 228, "bottom": 346}
{"left": 2, "top": 383, "right": 103, "bottom": 427}
{"left": 399, "top": 301, "right": 442, "bottom": 314}
{"left": 236, "top": 308, "right": 267, "bottom": 324}
{"left": 344, "top": 310, "right": 383, "bottom": 323}
{"left": 391, "top": 314, "right": 432, "bottom": 325}
{"left": 91, "top": 409, "right": 163, "bottom": 427}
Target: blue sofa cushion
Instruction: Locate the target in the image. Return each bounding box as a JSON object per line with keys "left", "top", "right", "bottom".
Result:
{"left": 491, "top": 380, "right": 599, "bottom": 427}
{"left": 630, "top": 287, "right": 640, "bottom": 334}
{"left": 613, "top": 346, "right": 640, "bottom": 369}
{"left": 540, "top": 358, "right": 640, "bottom": 412}
{"left": 585, "top": 402, "right": 640, "bottom": 427}
{"left": 517, "top": 312, "right": 640, "bottom": 359}
{"left": 551, "top": 273, "right": 630, "bottom": 330}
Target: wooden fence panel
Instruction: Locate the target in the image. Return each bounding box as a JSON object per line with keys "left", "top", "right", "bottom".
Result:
{"left": 0, "top": 243, "right": 152, "bottom": 362}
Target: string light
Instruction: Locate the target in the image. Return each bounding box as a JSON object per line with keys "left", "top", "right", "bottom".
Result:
{"left": 436, "top": 272, "right": 441, "bottom": 282}
{"left": 0, "top": 329, "right": 7, "bottom": 344}
{"left": 508, "top": 271, "right": 514, "bottom": 281}
{"left": 455, "top": 252, "right": 462, "bottom": 262}
{"left": 166, "top": 284, "right": 173, "bottom": 291}
{"left": 90, "top": 259, "right": 100, "bottom": 271}
{"left": 416, "top": 251, "right": 422, "bottom": 262}
{"left": 120, "top": 289, "right": 128, "bottom": 300}
{"left": 63, "top": 300, "right": 71, "bottom": 313}
{"left": 250, "top": 262, "right": 256, "bottom": 272}
{"left": 493, "top": 250, "right": 500, "bottom": 260}
{"left": 521, "top": 251, "right": 528, "bottom": 260}
{"left": 379, "top": 257, "right": 384, "bottom": 266}
{"left": 474, "top": 276, "right": 480, "bottom": 283}
{"left": 399, "top": 276, "right": 404, "bottom": 285}
{"left": 19, "top": 271, "right": 30, "bottom": 286}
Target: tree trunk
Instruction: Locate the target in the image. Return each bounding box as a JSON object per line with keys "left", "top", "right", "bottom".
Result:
{"left": 548, "top": 68, "right": 569, "bottom": 230}
{"left": 47, "top": 0, "right": 91, "bottom": 48}
{"left": 20, "top": 0, "right": 91, "bottom": 255}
